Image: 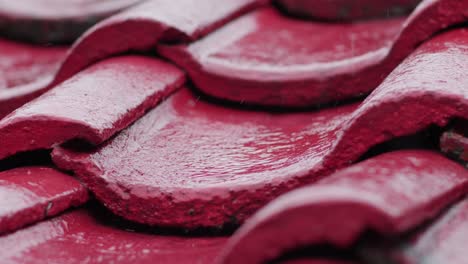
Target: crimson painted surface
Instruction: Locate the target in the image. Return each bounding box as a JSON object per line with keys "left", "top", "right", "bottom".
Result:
{"left": 52, "top": 28, "right": 468, "bottom": 229}
{"left": 160, "top": 0, "right": 468, "bottom": 107}
{"left": 0, "top": 167, "right": 88, "bottom": 234}
{"left": 0, "top": 0, "right": 143, "bottom": 44}
{"left": 0, "top": 207, "right": 227, "bottom": 264}
{"left": 53, "top": 0, "right": 267, "bottom": 86}
{"left": 53, "top": 87, "right": 356, "bottom": 228}
{"left": 0, "top": 39, "right": 67, "bottom": 118}
{"left": 276, "top": 0, "right": 421, "bottom": 20}
{"left": 383, "top": 199, "right": 468, "bottom": 264}
{"left": 0, "top": 0, "right": 266, "bottom": 118}
{"left": 219, "top": 151, "right": 468, "bottom": 264}
{"left": 0, "top": 56, "right": 184, "bottom": 160}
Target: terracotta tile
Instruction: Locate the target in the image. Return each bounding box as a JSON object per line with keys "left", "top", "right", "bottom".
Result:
{"left": 0, "top": 167, "right": 88, "bottom": 234}
{"left": 54, "top": 0, "right": 268, "bottom": 85}
{"left": 0, "top": 207, "right": 227, "bottom": 264}
{"left": 276, "top": 0, "right": 421, "bottom": 21}
{"left": 219, "top": 151, "right": 468, "bottom": 264}
{"left": 0, "top": 0, "right": 143, "bottom": 44}
{"left": 52, "top": 28, "right": 468, "bottom": 229}
{"left": 0, "top": 39, "right": 67, "bottom": 118}
{"left": 0, "top": 56, "right": 184, "bottom": 160}
{"left": 159, "top": 0, "right": 468, "bottom": 107}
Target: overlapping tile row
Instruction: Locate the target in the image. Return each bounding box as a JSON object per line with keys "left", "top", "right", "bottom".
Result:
{"left": 52, "top": 28, "right": 468, "bottom": 229}
{"left": 53, "top": 0, "right": 269, "bottom": 86}
{"left": 0, "top": 0, "right": 466, "bottom": 263}
{"left": 160, "top": 0, "right": 468, "bottom": 107}
{"left": 219, "top": 150, "right": 468, "bottom": 263}
{"left": 0, "top": 0, "right": 267, "bottom": 118}
{"left": 2, "top": 151, "right": 466, "bottom": 263}
{"left": 0, "top": 56, "right": 184, "bottom": 159}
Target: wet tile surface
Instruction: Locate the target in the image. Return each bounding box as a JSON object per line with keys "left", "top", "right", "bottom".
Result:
{"left": 0, "top": 0, "right": 467, "bottom": 263}
{"left": 0, "top": 167, "right": 88, "bottom": 234}
{"left": 0, "top": 56, "right": 185, "bottom": 159}
{"left": 160, "top": 0, "right": 468, "bottom": 107}
{"left": 53, "top": 28, "right": 468, "bottom": 229}
{"left": 0, "top": 206, "right": 227, "bottom": 264}
{"left": 220, "top": 151, "right": 468, "bottom": 263}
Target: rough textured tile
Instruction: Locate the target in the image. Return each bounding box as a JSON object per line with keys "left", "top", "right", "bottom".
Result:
{"left": 0, "top": 207, "right": 227, "bottom": 264}
{"left": 0, "top": 0, "right": 143, "bottom": 44}
{"left": 0, "top": 167, "right": 88, "bottom": 234}
{"left": 0, "top": 56, "right": 184, "bottom": 160}
{"left": 52, "top": 28, "right": 468, "bottom": 229}
{"left": 219, "top": 151, "right": 468, "bottom": 264}
{"left": 159, "top": 0, "right": 468, "bottom": 107}
{"left": 0, "top": 39, "right": 67, "bottom": 118}
{"left": 0, "top": 0, "right": 267, "bottom": 118}
{"left": 53, "top": 0, "right": 267, "bottom": 85}
{"left": 52, "top": 87, "right": 355, "bottom": 228}
{"left": 276, "top": 0, "right": 421, "bottom": 21}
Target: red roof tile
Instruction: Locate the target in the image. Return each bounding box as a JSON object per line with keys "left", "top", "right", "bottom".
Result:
{"left": 0, "top": 56, "right": 184, "bottom": 159}
{"left": 0, "top": 167, "right": 88, "bottom": 234}
{"left": 159, "top": 0, "right": 468, "bottom": 107}
{"left": 54, "top": 0, "right": 268, "bottom": 86}
{"left": 52, "top": 28, "right": 468, "bottom": 229}
{"left": 0, "top": 0, "right": 467, "bottom": 262}
{"left": 219, "top": 151, "right": 468, "bottom": 263}
{"left": 0, "top": 207, "right": 227, "bottom": 264}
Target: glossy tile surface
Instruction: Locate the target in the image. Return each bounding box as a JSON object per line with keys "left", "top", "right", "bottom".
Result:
{"left": 53, "top": 28, "right": 468, "bottom": 229}
{"left": 0, "top": 207, "right": 227, "bottom": 264}
{"left": 0, "top": 56, "right": 185, "bottom": 158}
{"left": 160, "top": 0, "right": 468, "bottom": 107}
{"left": 1, "top": 0, "right": 255, "bottom": 117}
{"left": 0, "top": 167, "right": 88, "bottom": 234}
{"left": 0, "top": 56, "right": 184, "bottom": 160}
{"left": 53, "top": 87, "right": 356, "bottom": 228}
{"left": 0, "top": 1, "right": 467, "bottom": 263}
{"left": 220, "top": 151, "right": 468, "bottom": 264}
{"left": 54, "top": 0, "right": 267, "bottom": 85}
